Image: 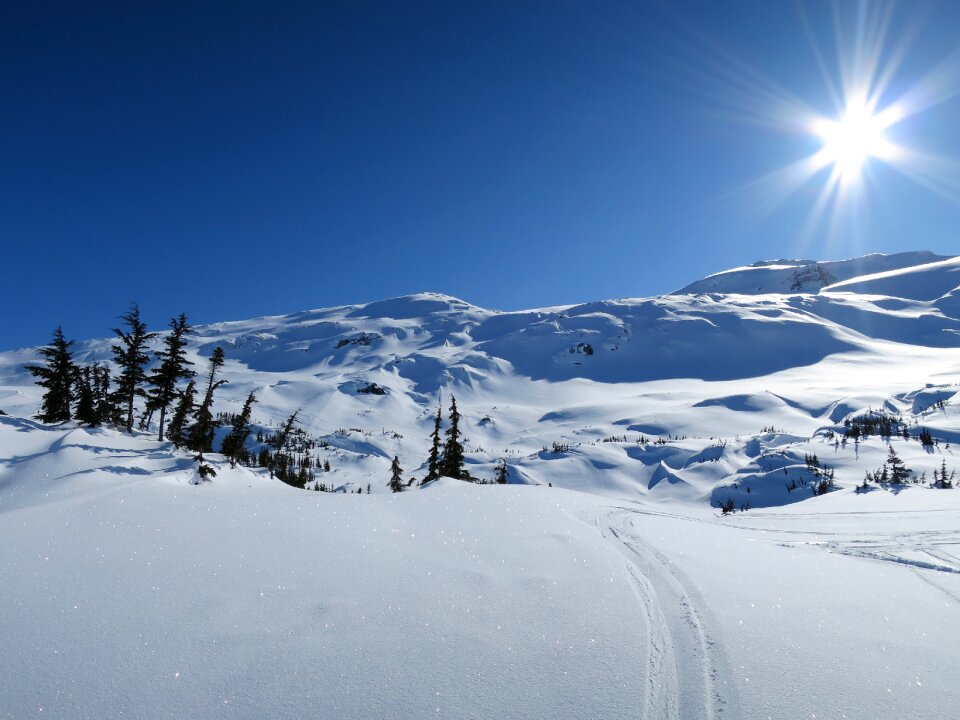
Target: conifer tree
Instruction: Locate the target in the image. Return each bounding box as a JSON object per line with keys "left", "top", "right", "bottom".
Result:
{"left": 423, "top": 406, "right": 443, "bottom": 484}
{"left": 166, "top": 380, "right": 197, "bottom": 447}
{"left": 886, "top": 445, "right": 911, "bottom": 484}
{"left": 73, "top": 366, "right": 97, "bottom": 425}
{"left": 221, "top": 392, "right": 256, "bottom": 467}
{"left": 92, "top": 363, "right": 114, "bottom": 426}
{"left": 271, "top": 409, "right": 301, "bottom": 451}
{"left": 494, "top": 458, "right": 509, "bottom": 484}
{"left": 187, "top": 347, "right": 227, "bottom": 453}
{"left": 389, "top": 455, "right": 404, "bottom": 492}
{"left": 26, "top": 326, "right": 77, "bottom": 423}
{"left": 440, "top": 396, "right": 466, "bottom": 480}
{"left": 145, "top": 314, "right": 195, "bottom": 441}
{"left": 110, "top": 303, "right": 157, "bottom": 432}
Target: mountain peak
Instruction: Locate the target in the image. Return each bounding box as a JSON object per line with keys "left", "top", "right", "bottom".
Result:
{"left": 675, "top": 250, "right": 956, "bottom": 297}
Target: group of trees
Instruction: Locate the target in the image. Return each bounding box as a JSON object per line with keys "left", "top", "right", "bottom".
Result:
{"left": 27, "top": 318, "right": 511, "bottom": 494}
{"left": 388, "top": 396, "right": 511, "bottom": 492}
{"left": 27, "top": 306, "right": 241, "bottom": 481}
{"left": 862, "top": 446, "right": 913, "bottom": 485}
{"left": 804, "top": 454, "right": 836, "bottom": 496}
{"left": 842, "top": 410, "right": 941, "bottom": 448}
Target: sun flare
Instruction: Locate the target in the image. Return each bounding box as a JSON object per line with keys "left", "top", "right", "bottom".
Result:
{"left": 703, "top": 1, "right": 960, "bottom": 245}
{"left": 812, "top": 101, "right": 895, "bottom": 181}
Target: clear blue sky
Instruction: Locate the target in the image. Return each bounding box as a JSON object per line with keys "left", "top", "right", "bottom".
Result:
{"left": 3, "top": 1, "right": 959, "bottom": 347}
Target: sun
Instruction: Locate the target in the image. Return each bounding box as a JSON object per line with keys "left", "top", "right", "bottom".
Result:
{"left": 811, "top": 100, "right": 896, "bottom": 182}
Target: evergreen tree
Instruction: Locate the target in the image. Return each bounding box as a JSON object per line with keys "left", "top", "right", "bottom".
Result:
{"left": 145, "top": 314, "right": 195, "bottom": 441}
{"left": 494, "top": 458, "right": 509, "bottom": 484}
{"left": 439, "top": 396, "right": 466, "bottom": 480}
{"left": 886, "top": 445, "right": 911, "bottom": 484}
{"left": 187, "top": 347, "right": 227, "bottom": 453}
{"left": 221, "top": 392, "right": 256, "bottom": 467}
{"left": 92, "top": 363, "right": 116, "bottom": 426}
{"left": 271, "top": 409, "right": 301, "bottom": 451}
{"left": 25, "top": 326, "right": 77, "bottom": 423}
{"left": 73, "top": 366, "right": 97, "bottom": 425}
{"left": 110, "top": 303, "right": 157, "bottom": 432}
{"left": 166, "top": 380, "right": 197, "bottom": 447}
{"left": 389, "top": 455, "right": 404, "bottom": 492}
{"left": 423, "top": 406, "right": 442, "bottom": 484}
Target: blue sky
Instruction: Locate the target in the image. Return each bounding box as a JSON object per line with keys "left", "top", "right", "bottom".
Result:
{"left": 3, "top": 1, "right": 960, "bottom": 347}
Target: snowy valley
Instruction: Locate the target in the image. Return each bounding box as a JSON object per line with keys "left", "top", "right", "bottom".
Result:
{"left": 2, "top": 251, "right": 960, "bottom": 719}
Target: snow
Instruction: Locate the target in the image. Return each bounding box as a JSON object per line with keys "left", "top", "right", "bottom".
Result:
{"left": 824, "top": 255, "right": 960, "bottom": 300}
{"left": 2, "top": 251, "right": 960, "bottom": 718}
{"left": 675, "top": 251, "right": 952, "bottom": 295}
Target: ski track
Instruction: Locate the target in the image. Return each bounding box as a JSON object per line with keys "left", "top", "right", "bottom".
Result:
{"left": 596, "top": 508, "right": 741, "bottom": 720}
{"left": 776, "top": 530, "right": 960, "bottom": 575}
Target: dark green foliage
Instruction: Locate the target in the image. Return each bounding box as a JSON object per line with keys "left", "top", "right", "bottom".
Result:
{"left": 187, "top": 347, "right": 227, "bottom": 453}
{"left": 73, "top": 366, "right": 97, "bottom": 425}
{"left": 932, "top": 458, "right": 955, "bottom": 488}
{"left": 194, "top": 455, "right": 217, "bottom": 483}
{"left": 917, "top": 428, "right": 935, "bottom": 447}
{"left": 257, "top": 410, "right": 316, "bottom": 489}
{"left": 494, "top": 458, "right": 509, "bottom": 484}
{"left": 439, "top": 396, "right": 466, "bottom": 480}
{"left": 271, "top": 409, "right": 300, "bottom": 451}
{"left": 146, "top": 314, "right": 194, "bottom": 441}
{"left": 864, "top": 445, "right": 913, "bottom": 485}
{"left": 91, "top": 364, "right": 114, "bottom": 426}
{"left": 111, "top": 304, "right": 157, "bottom": 432}
{"left": 221, "top": 392, "right": 256, "bottom": 467}
{"left": 166, "top": 381, "right": 196, "bottom": 447}
{"left": 389, "top": 455, "right": 404, "bottom": 492}
{"left": 886, "top": 445, "right": 911, "bottom": 484}
{"left": 25, "top": 326, "right": 77, "bottom": 424}
{"left": 843, "top": 411, "right": 903, "bottom": 440}
{"left": 805, "top": 454, "right": 835, "bottom": 496}
{"left": 423, "top": 406, "right": 442, "bottom": 484}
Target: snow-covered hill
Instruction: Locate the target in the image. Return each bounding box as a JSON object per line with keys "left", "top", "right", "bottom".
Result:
{"left": 2, "top": 251, "right": 960, "bottom": 718}
{"left": 674, "top": 250, "right": 952, "bottom": 295}
{"left": 3, "top": 250, "right": 958, "bottom": 501}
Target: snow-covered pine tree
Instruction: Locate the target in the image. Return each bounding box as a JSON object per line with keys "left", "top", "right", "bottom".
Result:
{"left": 110, "top": 303, "right": 157, "bottom": 432}
{"left": 25, "top": 326, "right": 77, "bottom": 424}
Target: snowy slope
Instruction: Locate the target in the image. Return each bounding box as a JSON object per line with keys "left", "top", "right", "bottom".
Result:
{"left": 2, "top": 252, "right": 960, "bottom": 718}
{"left": 674, "top": 250, "right": 953, "bottom": 295}
{"left": 823, "top": 254, "right": 960, "bottom": 300}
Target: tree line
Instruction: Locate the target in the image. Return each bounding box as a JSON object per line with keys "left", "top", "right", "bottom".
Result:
{"left": 26, "top": 305, "right": 240, "bottom": 478}
{"left": 26, "top": 306, "right": 515, "bottom": 491}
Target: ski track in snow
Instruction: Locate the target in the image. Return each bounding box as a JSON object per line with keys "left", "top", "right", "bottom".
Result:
{"left": 596, "top": 508, "right": 741, "bottom": 720}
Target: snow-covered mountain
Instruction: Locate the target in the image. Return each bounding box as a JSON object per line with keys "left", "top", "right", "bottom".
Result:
{"left": 674, "top": 250, "right": 952, "bottom": 295}
{"left": 2, "top": 251, "right": 959, "bottom": 719}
